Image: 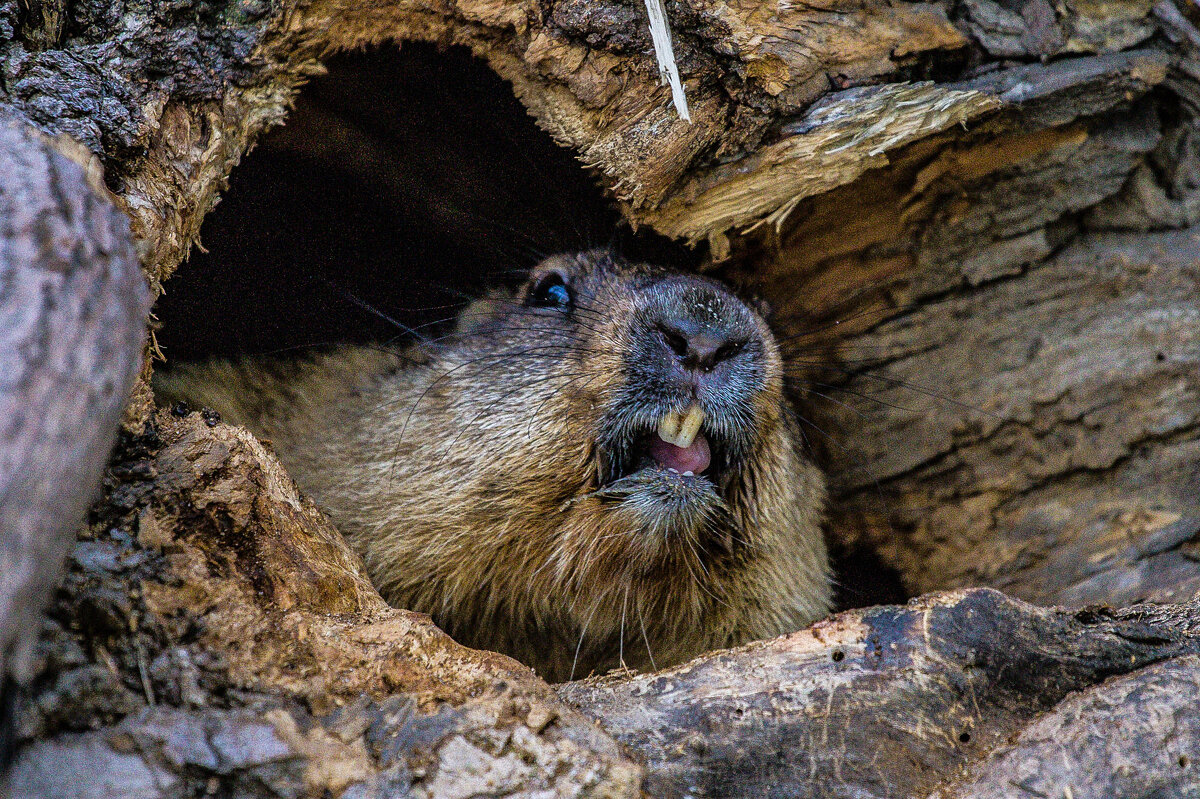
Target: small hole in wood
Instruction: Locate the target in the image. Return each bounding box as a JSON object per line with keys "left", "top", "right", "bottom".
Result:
{"left": 959, "top": 732, "right": 971, "bottom": 743}
{"left": 831, "top": 650, "right": 845, "bottom": 662}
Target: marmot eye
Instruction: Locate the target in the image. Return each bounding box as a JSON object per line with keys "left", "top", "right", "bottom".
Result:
{"left": 529, "top": 273, "right": 572, "bottom": 311}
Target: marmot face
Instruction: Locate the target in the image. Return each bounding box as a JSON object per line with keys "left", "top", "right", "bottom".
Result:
{"left": 463, "top": 250, "right": 790, "bottom": 576}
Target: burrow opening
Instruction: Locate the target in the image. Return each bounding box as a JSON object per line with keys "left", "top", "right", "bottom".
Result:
{"left": 156, "top": 44, "right": 694, "bottom": 360}
{"left": 155, "top": 43, "right": 906, "bottom": 618}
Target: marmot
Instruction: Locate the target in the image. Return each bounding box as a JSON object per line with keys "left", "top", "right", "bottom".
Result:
{"left": 157, "top": 251, "right": 830, "bottom": 681}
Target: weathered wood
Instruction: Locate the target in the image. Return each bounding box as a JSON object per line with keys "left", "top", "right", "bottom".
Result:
{"left": 706, "top": 42, "right": 1200, "bottom": 608}
{"left": 0, "top": 0, "right": 1072, "bottom": 284}
{"left": 11, "top": 408, "right": 1200, "bottom": 798}
{"left": 561, "top": 590, "right": 1200, "bottom": 798}
{"left": 931, "top": 655, "right": 1200, "bottom": 798}
{"left": 5, "top": 413, "right": 640, "bottom": 797}
{"left": 4, "top": 0, "right": 1200, "bottom": 793}
{"left": 0, "top": 109, "right": 149, "bottom": 710}
{"left": 810, "top": 228, "right": 1200, "bottom": 608}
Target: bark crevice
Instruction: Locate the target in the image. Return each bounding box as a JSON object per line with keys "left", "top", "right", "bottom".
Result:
{"left": 3, "top": 0, "right": 1200, "bottom": 794}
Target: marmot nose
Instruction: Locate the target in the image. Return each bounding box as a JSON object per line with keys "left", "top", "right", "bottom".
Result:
{"left": 655, "top": 319, "right": 745, "bottom": 373}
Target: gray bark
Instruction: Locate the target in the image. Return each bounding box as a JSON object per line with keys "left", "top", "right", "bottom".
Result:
{"left": 3, "top": 0, "right": 1200, "bottom": 794}
{"left": 0, "top": 108, "right": 148, "bottom": 705}
{"left": 562, "top": 590, "right": 1200, "bottom": 798}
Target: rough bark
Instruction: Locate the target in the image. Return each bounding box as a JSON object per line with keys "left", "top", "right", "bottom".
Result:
{"left": 930, "top": 655, "right": 1200, "bottom": 798}
{"left": 8, "top": 410, "right": 1200, "bottom": 798}
{"left": 562, "top": 590, "right": 1200, "bottom": 798}
{"left": 0, "top": 0, "right": 974, "bottom": 288}
{"left": 6, "top": 412, "right": 640, "bottom": 797}
{"left": 3, "top": 0, "right": 1200, "bottom": 794}
{"left": 0, "top": 108, "right": 149, "bottom": 708}
{"left": 811, "top": 227, "right": 1200, "bottom": 608}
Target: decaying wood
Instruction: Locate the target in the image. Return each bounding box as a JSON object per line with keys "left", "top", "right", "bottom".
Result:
{"left": 8, "top": 410, "right": 1200, "bottom": 798}
{"left": 0, "top": 108, "right": 149, "bottom": 706}
{"left": 562, "top": 590, "right": 1200, "bottom": 798}
{"left": 6, "top": 413, "right": 640, "bottom": 797}
{"left": 0, "top": 0, "right": 977, "bottom": 289}
{"left": 812, "top": 227, "right": 1200, "bottom": 608}
{"left": 727, "top": 48, "right": 1200, "bottom": 607}
{"left": 931, "top": 655, "right": 1200, "bottom": 798}
{"left": 4, "top": 0, "right": 1200, "bottom": 792}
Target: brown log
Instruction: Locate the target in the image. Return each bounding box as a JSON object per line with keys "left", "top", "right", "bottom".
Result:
{"left": 5, "top": 413, "right": 640, "bottom": 797}
{"left": 0, "top": 109, "right": 149, "bottom": 707}
{"left": 4, "top": 0, "right": 1200, "bottom": 793}
{"left": 10, "top": 409, "right": 1200, "bottom": 798}
{"left": 809, "top": 226, "right": 1200, "bottom": 608}
{"left": 561, "top": 591, "right": 1200, "bottom": 798}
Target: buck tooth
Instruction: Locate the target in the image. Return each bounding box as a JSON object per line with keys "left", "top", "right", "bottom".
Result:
{"left": 682, "top": 470, "right": 694, "bottom": 477}
{"left": 675, "top": 404, "right": 705, "bottom": 449}
{"left": 658, "top": 411, "right": 681, "bottom": 444}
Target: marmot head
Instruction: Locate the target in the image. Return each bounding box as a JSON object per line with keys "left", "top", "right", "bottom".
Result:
{"left": 453, "top": 250, "right": 794, "bottom": 578}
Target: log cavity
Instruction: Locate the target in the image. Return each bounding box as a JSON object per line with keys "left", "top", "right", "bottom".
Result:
{"left": 153, "top": 42, "right": 905, "bottom": 610}
{"left": 156, "top": 44, "right": 691, "bottom": 358}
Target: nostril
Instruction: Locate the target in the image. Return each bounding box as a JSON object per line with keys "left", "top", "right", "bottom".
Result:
{"left": 712, "top": 341, "right": 744, "bottom": 364}
{"left": 694, "top": 338, "right": 745, "bottom": 371}
{"left": 656, "top": 324, "right": 690, "bottom": 359}
{"left": 655, "top": 320, "right": 749, "bottom": 373}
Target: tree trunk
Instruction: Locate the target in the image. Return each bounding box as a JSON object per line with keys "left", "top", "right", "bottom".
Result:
{"left": 0, "top": 107, "right": 149, "bottom": 737}
{"left": 3, "top": 0, "right": 1200, "bottom": 794}
{"left": 562, "top": 591, "right": 1200, "bottom": 798}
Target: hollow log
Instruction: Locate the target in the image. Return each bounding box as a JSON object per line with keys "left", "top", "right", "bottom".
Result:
{"left": 5, "top": 0, "right": 1198, "bottom": 602}
{"left": 8, "top": 410, "right": 1200, "bottom": 797}
{"left": 561, "top": 591, "right": 1200, "bottom": 797}
{"left": 3, "top": 0, "right": 1200, "bottom": 794}
{"left": 0, "top": 108, "right": 149, "bottom": 731}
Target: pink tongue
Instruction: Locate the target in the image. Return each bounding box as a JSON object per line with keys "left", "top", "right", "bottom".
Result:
{"left": 649, "top": 432, "right": 711, "bottom": 474}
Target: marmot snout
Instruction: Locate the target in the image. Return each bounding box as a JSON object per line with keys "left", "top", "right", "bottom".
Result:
{"left": 157, "top": 251, "right": 831, "bottom": 681}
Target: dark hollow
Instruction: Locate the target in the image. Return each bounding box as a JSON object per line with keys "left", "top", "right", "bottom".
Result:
{"left": 154, "top": 42, "right": 907, "bottom": 612}
{"left": 155, "top": 43, "right": 692, "bottom": 359}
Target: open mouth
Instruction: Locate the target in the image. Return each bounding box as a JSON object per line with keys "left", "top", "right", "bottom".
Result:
{"left": 651, "top": 405, "right": 711, "bottom": 476}
{"left": 596, "top": 403, "right": 731, "bottom": 492}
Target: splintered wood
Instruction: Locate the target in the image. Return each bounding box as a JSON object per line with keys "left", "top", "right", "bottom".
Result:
{"left": 4, "top": 0, "right": 1200, "bottom": 794}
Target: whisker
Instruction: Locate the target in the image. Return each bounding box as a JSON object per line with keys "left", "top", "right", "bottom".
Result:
{"left": 570, "top": 600, "right": 602, "bottom": 682}
{"left": 786, "top": 363, "right": 998, "bottom": 420}
{"left": 637, "top": 597, "right": 658, "bottom": 671}
{"left": 803, "top": 384, "right": 916, "bottom": 417}
{"left": 523, "top": 373, "right": 602, "bottom": 439}
{"left": 432, "top": 371, "right": 599, "bottom": 467}
{"left": 772, "top": 303, "right": 916, "bottom": 346}
{"left": 619, "top": 585, "right": 628, "bottom": 670}
{"left": 384, "top": 345, "right": 589, "bottom": 475}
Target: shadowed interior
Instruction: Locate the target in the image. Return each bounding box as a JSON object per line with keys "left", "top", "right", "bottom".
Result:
{"left": 154, "top": 43, "right": 906, "bottom": 612}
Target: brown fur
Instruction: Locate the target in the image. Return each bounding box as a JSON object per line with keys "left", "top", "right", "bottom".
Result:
{"left": 157, "top": 252, "right": 830, "bottom": 681}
